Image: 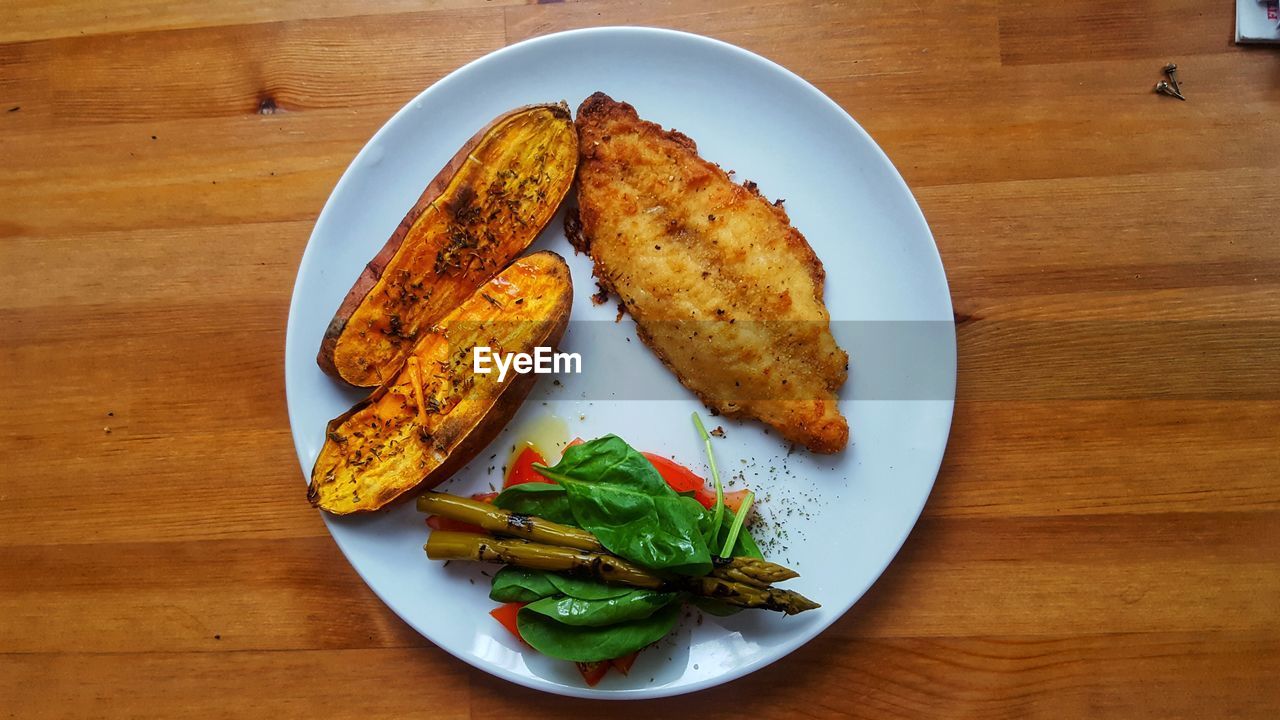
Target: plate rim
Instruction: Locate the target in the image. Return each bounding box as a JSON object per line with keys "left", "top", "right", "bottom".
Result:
{"left": 284, "top": 25, "right": 955, "bottom": 699}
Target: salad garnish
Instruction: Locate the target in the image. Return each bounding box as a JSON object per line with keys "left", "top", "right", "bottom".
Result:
{"left": 418, "top": 431, "right": 818, "bottom": 686}
{"left": 692, "top": 412, "right": 727, "bottom": 550}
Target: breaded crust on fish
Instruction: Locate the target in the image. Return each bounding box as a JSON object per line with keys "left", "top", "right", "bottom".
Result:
{"left": 572, "top": 92, "right": 849, "bottom": 453}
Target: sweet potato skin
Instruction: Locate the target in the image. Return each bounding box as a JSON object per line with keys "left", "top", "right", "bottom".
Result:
{"left": 318, "top": 103, "right": 577, "bottom": 387}
{"left": 309, "top": 251, "right": 573, "bottom": 514}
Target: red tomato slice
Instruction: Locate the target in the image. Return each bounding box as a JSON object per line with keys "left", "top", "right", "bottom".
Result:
{"left": 722, "top": 488, "right": 751, "bottom": 513}
{"left": 472, "top": 491, "right": 498, "bottom": 504}
{"left": 565, "top": 437, "right": 585, "bottom": 449}
{"left": 610, "top": 651, "right": 639, "bottom": 675}
{"left": 576, "top": 661, "right": 610, "bottom": 686}
{"left": 505, "top": 444, "right": 550, "bottom": 487}
{"left": 643, "top": 453, "right": 717, "bottom": 509}
{"left": 489, "top": 602, "right": 527, "bottom": 642}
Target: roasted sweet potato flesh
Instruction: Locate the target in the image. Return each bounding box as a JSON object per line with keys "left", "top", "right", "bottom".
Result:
{"left": 321, "top": 104, "right": 577, "bottom": 387}
{"left": 309, "top": 251, "right": 573, "bottom": 514}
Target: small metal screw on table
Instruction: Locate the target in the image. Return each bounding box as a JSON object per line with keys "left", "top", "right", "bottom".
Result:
{"left": 1163, "top": 63, "right": 1183, "bottom": 96}
{"left": 1155, "top": 81, "right": 1186, "bottom": 101}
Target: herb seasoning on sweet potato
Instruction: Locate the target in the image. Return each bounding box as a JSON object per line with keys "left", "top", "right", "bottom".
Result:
{"left": 318, "top": 103, "right": 578, "bottom": 387}
{"left": 309, "top": 251, "right": 573, "bottom": 514}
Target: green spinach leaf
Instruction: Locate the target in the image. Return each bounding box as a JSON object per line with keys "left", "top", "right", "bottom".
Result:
{"left": 523, "top": 590, "right": 679, "bottom": 627}
{"left": 546, "top": 573, "right": 633, "bottom": 600}
{"left": 490, "top": 567, "right": 633, "bottom": 602}
{"left": 491, "top": 482, "right": 575, "bottom": 525}
{"left": 488, "top": 567, "right": 558, "bottom": 603}
{"left": 516, "top": 600, "right": 682, "bottom": 662}
{"left": 537, "top": 435, "right": 672, "bottom": 495}
{"left": 535, "top": 435, "right": 713, "bottom": 576}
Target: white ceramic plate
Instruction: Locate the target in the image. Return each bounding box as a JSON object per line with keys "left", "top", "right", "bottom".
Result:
{"left": 285, "top": 27, "right": 955, "bottom": 699}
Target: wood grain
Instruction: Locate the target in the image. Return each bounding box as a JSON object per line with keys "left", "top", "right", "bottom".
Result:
{"left": 3, "top": 0, "right": 526, "bottom": 44}
{"left": 2, "top": 1, "right": 1277, "bottom": 717}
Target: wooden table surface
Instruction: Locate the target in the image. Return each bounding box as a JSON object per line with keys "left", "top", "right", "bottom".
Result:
{"left": 3, "top": 1, "right": 1278, "bottom": 717}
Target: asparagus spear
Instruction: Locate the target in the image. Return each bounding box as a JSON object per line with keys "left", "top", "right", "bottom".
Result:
{"left": 425, "top": 531, "right": 820, "bottom": 614}
{"left": 710, "top": 556, "right": 799, "bottom": 587}
{"left": 688, "top": 575, "right": 820, "bottom": 615}
{"left": 418, "top": 492, "right": 603, "bottom": 552}
{"left": 426, "top": 530, "right": 661, "bottom": 589}
{"left": 418, "top": 491, "right": 799, "bottom": 587}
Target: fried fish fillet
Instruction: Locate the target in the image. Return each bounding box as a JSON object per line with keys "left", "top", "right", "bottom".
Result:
{"left": 572, "top": 92, "right": 849, "bottom": 453}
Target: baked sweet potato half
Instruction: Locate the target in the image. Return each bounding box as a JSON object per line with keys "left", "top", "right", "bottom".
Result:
{"left": 309, "top": 251, "right": 574, "bottom": 514}
{"left": 319, "top": 103, "right": 578, "bottom": 387}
